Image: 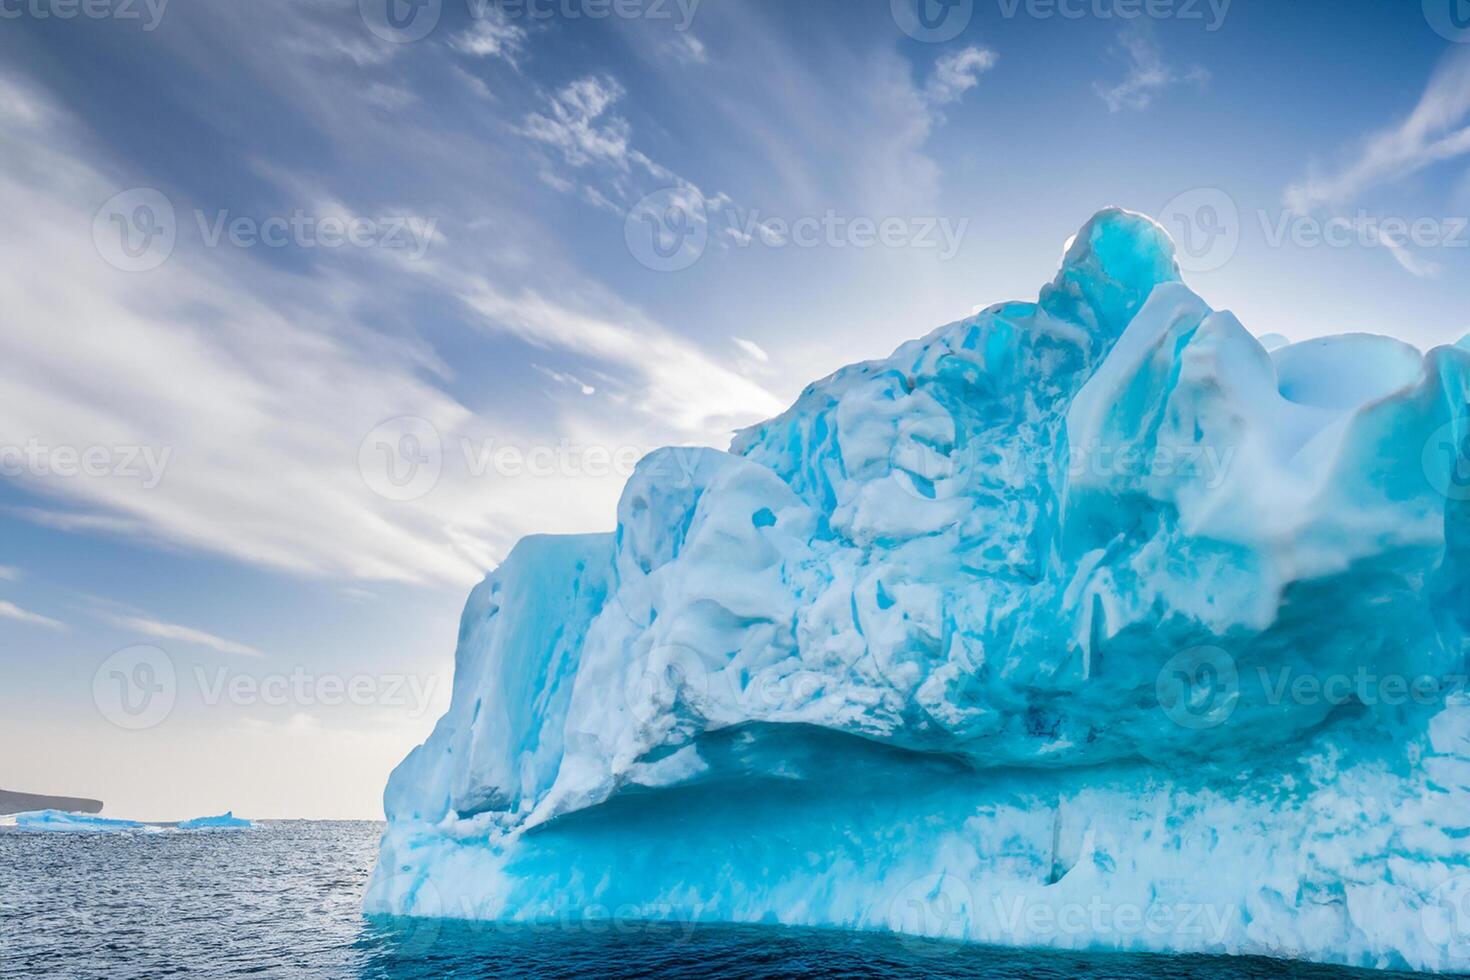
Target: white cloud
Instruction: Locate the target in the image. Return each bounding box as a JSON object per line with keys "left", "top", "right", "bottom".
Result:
{"left": 522, "top": 75, "right": 634, "bottom": 169}
{"left": 0, "top": 74, "right": 486, "bottom": 587}
{"left": 924, "top": 46, "right": 997, "bottom": 106}
{"left": 451, "top": 11, "right": 528, "bottom": 66}
{"left": 1285, "top": 48, "right": 1470, "bottom": 212}
{"left": 668, "top": 32, "right": 708, "bottom": 66}
{"left": 107, "top": 614, "right": 265, "bottom": 658}
{"left": 1093, "top": 25, "right": 1208, "bottom": 113}
{"left": 0, "top": 566, "right": 19, "bottom": 581}
{"left": 459, "top": 281, "right": 785, "bottom": 434}
{"left": 363, "top": 83, "right": 418, "bottom": 112}
{"left": 0, "top": 600, "right": 65, "bottom": 631}
{"left": 732, "top": 337, "right": 769, "bottom": 363}
{"left": 0, "top": 50, "right": 786, "bottom": 593}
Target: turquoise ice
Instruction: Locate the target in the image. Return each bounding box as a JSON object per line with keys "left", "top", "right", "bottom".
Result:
{"left": 367, "top": 210, "right": 1470, "bottom": 973}
{"left": 7, "top": 809, "right": 253, "bottom": 832}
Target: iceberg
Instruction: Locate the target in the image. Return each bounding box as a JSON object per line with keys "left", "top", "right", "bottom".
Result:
{"left": 5, "top": 809, "right": 253, "bottom": 832}
{"left": 366, "top": 209, "right": 1470, "bottom": 973}
{"left": 9, "top": 810, "right": 144, "bottom": 832}
{"left": 177, "top": 812, "right": 252, "bottom": 830}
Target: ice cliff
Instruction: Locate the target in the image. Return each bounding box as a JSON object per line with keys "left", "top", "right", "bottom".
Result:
{"left": 366, "top": 209, "right": 1470, "bottom": 972}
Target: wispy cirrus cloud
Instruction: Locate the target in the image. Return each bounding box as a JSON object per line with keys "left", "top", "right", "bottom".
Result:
{"left": 1093, "top": 24, "right": 1208, "bottom": 113}
{"left": 451, "top": 9, "right": 528, "bottom": 66}
{"left": 0, "top": 599, "right": 65, "bottom": 631}
{"left": 1285, "top": 48, "right": 1470, "bottom": 212}
{"left": 924, "top": 45, "right": 997, "bottom": 106}
{"left": 107, "top": 614, "right": 265, "bottom": 657}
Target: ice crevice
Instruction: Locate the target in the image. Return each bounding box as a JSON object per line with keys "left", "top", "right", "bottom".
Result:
{"left": 367, "top": 209, "right": 1470, "bottom": 973}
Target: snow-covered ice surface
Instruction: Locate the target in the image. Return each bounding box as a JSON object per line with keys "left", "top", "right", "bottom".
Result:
{"left": 366, "top": 210, "right": 1470, "bottom": 973}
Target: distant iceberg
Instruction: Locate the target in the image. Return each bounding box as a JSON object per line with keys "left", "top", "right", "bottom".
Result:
{"left": 6, "top": 809, "right": 252, "bottom": 832}
{"left": 177, "top": 812, "right": 252, "bottom": 830}
{"left": 367, "top": 209, "right": 1470, "bottom": 973}
{"left": 11, "top": 810, "right": 144, "bottom": 832}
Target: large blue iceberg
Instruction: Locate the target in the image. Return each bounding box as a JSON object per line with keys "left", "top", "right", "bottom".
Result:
{"left": 366, "top": 209, "right": 1470, "bottom": 972}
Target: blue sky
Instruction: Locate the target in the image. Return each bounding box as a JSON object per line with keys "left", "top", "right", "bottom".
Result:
{"left": 1, "top": 0, "right": 1467, "bottom": 819}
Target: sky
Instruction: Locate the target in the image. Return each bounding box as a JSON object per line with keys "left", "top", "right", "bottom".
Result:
{"left": 1, "top": 0, "right": 1468, "bottom": 820}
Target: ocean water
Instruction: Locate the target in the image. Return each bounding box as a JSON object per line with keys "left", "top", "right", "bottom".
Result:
{"left": 0, "top": 821, "right": 1441, "bottom": 978}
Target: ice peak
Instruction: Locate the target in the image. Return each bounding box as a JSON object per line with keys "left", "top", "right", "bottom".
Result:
{"left": 1042, "top": 207, "right": 1182, "bottom": 340}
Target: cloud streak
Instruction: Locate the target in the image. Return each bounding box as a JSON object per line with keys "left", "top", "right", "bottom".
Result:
{"left": 0, "top": 599, "right": 65, "bottom": 631}
{"left": 1285, "top": 48, "right": 1470, "bottom": 212}
{"left": 108, "top": 614, "right": 265, "bottom": 657}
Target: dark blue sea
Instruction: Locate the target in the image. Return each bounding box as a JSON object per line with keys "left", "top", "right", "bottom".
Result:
{"left": 0, "top": 821, "right": 1440, "bottom": 978}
